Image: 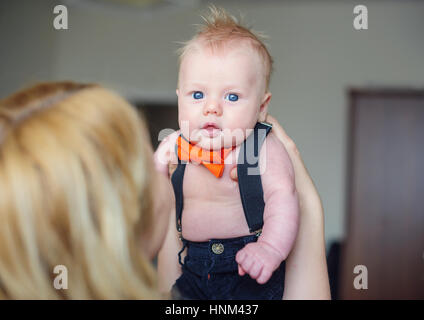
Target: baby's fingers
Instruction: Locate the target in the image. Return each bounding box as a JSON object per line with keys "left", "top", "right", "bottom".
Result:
{"left": 256, "top": 267, "right": 273, "bottom": 285}
{"left": 240, "top": 254, "right": 255, "bottom": 275}
{"left": 238, "top": 265, "right": 246, "bottom": 276}
{"left": 230, "top": 166, "right": 238, "bottom": 182}
{"left": 237, "top": 251, "right": 255, "bottom": 276}
{"left": 235, "top": 247, "right": 247, "bottom": 265}
{"left": 168, "top": 163, "right": 177, "bottom": 177}
{"left": 236, "top": 248, "right": 249, "bottom": 277}
{"left": 248, "top": 261, "right": 263, "bottom": 280}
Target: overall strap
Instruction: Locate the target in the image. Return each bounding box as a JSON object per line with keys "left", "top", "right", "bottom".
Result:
{"left": 171, "top": 141, "right": 186, "bottom": 233}
{"left": 171, "top": 122, "right": 272, "bottom": 234}
{"left": 237, "top": 122, "right": 273, "bottom": 233}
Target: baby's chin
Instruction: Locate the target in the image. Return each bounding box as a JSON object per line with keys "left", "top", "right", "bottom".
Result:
{"left": 191, "top": 129, "right": 246, "bottom": 151}
{"left": 195, "top": 139, "right": 230, "bottom": 151}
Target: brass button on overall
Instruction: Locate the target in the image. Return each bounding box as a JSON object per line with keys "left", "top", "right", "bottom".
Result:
{"left": 211, "top": 243, "right": 224, "bottom": 254}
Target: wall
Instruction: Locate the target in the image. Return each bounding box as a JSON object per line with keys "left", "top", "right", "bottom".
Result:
{"left": 0, "top": 0, "right": 57, "bottom": 97}
{"left": 2, "top": 0, "right": 424, "bottom": 246}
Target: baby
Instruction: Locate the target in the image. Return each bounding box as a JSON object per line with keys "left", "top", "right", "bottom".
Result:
{"left": 155, "top": 7, "right": 299, "bottom": 300}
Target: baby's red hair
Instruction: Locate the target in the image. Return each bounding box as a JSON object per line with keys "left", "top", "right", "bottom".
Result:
{"left": 178, "top": 5, "right": 273, "bottom": 90}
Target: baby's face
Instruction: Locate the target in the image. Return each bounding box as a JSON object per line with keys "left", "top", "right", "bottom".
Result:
{"left": 177, "top": 42, "right": 271, "bottom": 150}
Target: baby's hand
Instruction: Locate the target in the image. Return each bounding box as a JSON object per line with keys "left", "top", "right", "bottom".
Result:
{"left": 154, "top": 130, "right": 180, "bottom": 177}
{"left": 235, "top": 241, "right": 283, "bottom": 284}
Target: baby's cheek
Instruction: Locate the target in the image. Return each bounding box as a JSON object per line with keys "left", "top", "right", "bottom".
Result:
{"left": 179, "top": 117, "right": 197, "bottom": 139}
{"left": 228, "top": 109, "right": 258, "bottom": 129}
{"left": 223, "top": 120, "right": 257, "bottom": 145}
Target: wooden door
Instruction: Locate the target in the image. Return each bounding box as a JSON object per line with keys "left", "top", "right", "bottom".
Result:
{"left": 340, "top": 90, "right": 424, "bottom": 299}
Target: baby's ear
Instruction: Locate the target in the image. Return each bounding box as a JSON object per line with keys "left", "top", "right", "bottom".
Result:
{"left": 176, "top": 89, "right": 179, "bottom": 96}
{"left": 259, "top": 92, "right": 272, "bottom": 122}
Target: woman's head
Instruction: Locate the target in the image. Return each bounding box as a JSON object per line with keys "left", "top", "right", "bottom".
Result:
{"left": 0, "top": 82, "right": 172, "bottom": 299}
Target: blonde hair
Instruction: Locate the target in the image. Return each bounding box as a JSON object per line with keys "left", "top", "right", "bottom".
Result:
{"left": 0, "top": 82, "right": 162, "bottom": 299}
{"left": 178, "top": 5, "right": 273, "bottom": 90}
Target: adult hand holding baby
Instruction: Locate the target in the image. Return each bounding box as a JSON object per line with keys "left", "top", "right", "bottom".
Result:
{"left": 231, "top": 114, "right": 331, "bottom": 299}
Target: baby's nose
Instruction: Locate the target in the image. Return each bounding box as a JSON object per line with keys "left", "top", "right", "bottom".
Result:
{"left": 203, "top": 101, "right": 222, "bottom": 116}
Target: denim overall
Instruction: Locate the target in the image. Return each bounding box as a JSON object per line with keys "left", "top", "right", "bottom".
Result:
{"left": 170, "top": 122, "right": 285, "bottom": 300}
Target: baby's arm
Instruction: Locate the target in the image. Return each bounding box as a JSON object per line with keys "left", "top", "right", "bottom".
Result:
{"left": 236, "top": 132, "right": 299, "bottom": 284}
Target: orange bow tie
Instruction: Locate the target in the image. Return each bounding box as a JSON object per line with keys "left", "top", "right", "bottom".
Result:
{"left": 177, "top": 135, "right": 235, "bottom": 178}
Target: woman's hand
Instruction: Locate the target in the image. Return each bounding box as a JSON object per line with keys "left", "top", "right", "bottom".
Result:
{"left": 230, "top": 115, "right": 331, "bottom": 299}
{"left": 154, "top": 130, "right": 180, "bottom": 178}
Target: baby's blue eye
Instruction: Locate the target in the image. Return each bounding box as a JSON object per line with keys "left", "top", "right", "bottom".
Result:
{"left": 226, "top": 93, "right": 239, "bottom": 102}
{"left": 192, "top": 91, "right": 204, "bottom": 100}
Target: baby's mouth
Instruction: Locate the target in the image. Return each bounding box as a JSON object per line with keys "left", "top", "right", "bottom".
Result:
{"left": 201, "top": 122, "right": 221, "bottom": 138}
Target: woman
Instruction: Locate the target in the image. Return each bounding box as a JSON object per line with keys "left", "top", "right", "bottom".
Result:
{"left": 0, "top": 82, "right": 329, "bottom": 299}
{"left": 0, "top": 82, "right": 173, "bottom": 299}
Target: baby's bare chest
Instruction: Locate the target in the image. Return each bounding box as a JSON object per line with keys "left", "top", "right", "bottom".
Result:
{"left": 180, "top": 163, "right": 250, "bottom": 241}
{"left": 182, "top": 163, "right": 241, "bottom": 203}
